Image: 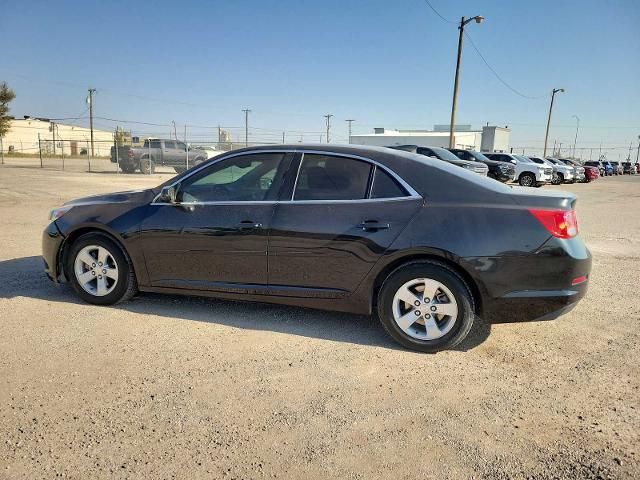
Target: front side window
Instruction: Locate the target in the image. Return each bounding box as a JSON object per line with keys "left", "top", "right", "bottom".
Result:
{"left": 177, "top": 153, "right": 285, "bottom": 202}
{"left": 176, "top": 141, "right": 187, "bottom": 151}
{"left": 164, "top": 140, "right": 176, "bottom": 149}
{"left": 294, "top": 154, "right": 372, "bottom": 201}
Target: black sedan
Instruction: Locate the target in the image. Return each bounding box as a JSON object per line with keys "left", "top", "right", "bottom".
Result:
{"left": 448, "top": 148, "right": 515, "bottom": 182}
{"left": 43, "top": 145, "right": 591, "bottom": 352}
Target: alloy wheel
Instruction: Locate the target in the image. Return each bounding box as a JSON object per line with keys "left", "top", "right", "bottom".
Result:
{"left": 74, "top": 245, "right": 119, "bottom": 296}
{"left": 392, "top": 278, "right": 458, "bottom": 340}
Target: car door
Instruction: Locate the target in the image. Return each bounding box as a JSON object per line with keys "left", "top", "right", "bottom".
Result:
{"left": 267, "top": 152, "right": 422, "bottom": 297}
{"left": 160, "top": 140, "right": 177, "bottom": 166}
{"left": 139, "top": 151, "right": 292, "bottom": 291}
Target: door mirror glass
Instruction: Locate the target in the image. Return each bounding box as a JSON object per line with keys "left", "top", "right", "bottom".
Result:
{"left": 158, "top": 185, "right": 178, "bottom": 204}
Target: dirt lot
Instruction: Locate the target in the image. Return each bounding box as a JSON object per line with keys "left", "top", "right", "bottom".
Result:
{"left": 0, "top": 165, "right": 638, "bottom": 479}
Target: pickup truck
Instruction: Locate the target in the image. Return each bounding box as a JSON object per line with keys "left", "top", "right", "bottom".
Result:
{"left": 110, "top": 138, "right": 210, "bottom": 174}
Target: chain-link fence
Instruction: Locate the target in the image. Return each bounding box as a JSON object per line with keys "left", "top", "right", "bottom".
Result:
{"left": 0, "top": 135, "right": 281, "bottom": 174}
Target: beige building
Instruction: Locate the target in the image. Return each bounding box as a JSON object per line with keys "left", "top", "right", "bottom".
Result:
{"left": 1, "top": 117, "right": 114, "bottom": 157}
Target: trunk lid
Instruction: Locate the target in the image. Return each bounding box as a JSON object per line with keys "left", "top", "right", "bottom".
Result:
{"left": 508, "top": 186, "right": 577, "bottom": 210}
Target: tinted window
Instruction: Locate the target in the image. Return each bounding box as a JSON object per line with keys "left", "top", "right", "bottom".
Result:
{"left": 145, "top": 139, "right": 161, "bottom": 148}
{"left": 164, "top": 140, "right": 176, "bottom": 149}
{"left": 530, "top": 158, "right": 543, "bottom": 164}
{"left": 294, "top": 154, "right": 372, "bottom": 201}
{"left": 176, "top": 141, "right": 187, "bottom": 151}
{"left": 417, "top": 147, "right": 436, "bottom": 157}
{"left": 178, "top": 153, "right": 285, "bottom": 202}
{"left": 370, "top": 168, "right": 408, "bottom": 199}
{"left": 451, "top": 149, "right": 471, "bottom": 161}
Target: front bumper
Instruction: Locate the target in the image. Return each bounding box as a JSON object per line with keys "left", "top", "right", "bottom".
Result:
{"left": 537, "top": 172, "right": 553, "bottom": 184}
{"left": 42, "top": 221, "right": 65, "bottom": 282}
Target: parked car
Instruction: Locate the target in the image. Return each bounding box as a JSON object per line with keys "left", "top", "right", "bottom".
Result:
{"left": 43, "top": 144, "right": 591, "bottom": 353}
{"left": 582, "top": 165, "right": 600, "bottom": 182}
{"left": 545, "top": 158, "right": 576, "bottom": 184}
{"left": 622, "top": 162, "right": 637, "bottom": 175}
{"left": 389, "top": 145, "right": 489, "bottom": 176}
{"left": 483, "top": 152, "right": 553, "bottom": 187}
{"left": 601, "top": 161, "right": 614, "bottom": 176}
{"left": 610, "top": 161, "right": 623, "bottom": 175}
{"left": 584, "top": 161, "right": 605, "bottom": 176}
{"left": 448, "top": 148, "right": 515, "bottom": 183}
{"left": 528, "top": 156, "right": 565, "bottom": 185}
{"left": 556, "top": 158, "right": 586, "bottom": 182}
{"left": 192, "top": 145, "right": 226, "bottom": 160}
{"left": 110, "top": 138, "right": 209, "bottom": 174}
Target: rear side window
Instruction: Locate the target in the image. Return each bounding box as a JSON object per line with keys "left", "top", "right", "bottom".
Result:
{"left": 294, "top": 154, "right": 372, "bottom": 200}
{"left": 370, "top": 168, "right": 408, "bottom": 199}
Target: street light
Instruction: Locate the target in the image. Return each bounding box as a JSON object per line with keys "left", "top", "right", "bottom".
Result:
{"left": 448, "top": 15, "right": 484, "bottom": 148}
{"left": 572, "top": 115, "right": 580, "bottom": 159}
{"left": 542, "top": 88, "right": 565, "bottom": 158}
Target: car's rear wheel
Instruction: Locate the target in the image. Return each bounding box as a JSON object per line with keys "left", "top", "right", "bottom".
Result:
{"left": 140, "top": 157, "right": 155, "bottom": 175}
{"left": 174, "top": 167, "right": 186, "bottom": 174}
{"left": 121, "top": 165, "right": 135, "bottom": 174}
{"left": 377, "top": 261, "right": 475, "bottom": 352}
{"left": 519, "top": 172, "right": 536, "bottom": 187}
{"left": 554, "top": 172, "right": 564, "bottom": 185}
{"left": 67, "top": 233, "right": 137, "bottom": 305}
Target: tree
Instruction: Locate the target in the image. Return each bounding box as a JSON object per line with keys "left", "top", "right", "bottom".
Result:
{"left": 0, "top": 81, "right": 16, "bottom": 139}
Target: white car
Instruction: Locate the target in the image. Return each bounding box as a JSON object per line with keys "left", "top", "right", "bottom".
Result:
{"left": 484, "top": 153, "right": 553, "bottom": 187}
{"left": 191, "top": 145, "right": 226, "bottom": 160}
{"left": 529, "top": 156, "right": 574, "bottom": 185}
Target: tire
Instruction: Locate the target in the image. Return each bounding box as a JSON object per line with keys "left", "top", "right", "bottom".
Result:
{"left": 174, "top": 167, "right": 186, "bottom": 174}
{"left": 140, "top": 157, "right": 156, "bottom": 175}
{"left": 519, "top": 172, "right": 536, "bottom": 187}
{"left": 554, "top": 172, "right": 564, "bottom": 185}
{"left": 193, "top": 157, "right": 205, "bottom": 166}
{"left": 121, "top": 165, "right": 135, "bottom": 174}
{"left": 377, "top": 261, "right": 475, "bottom": 353}
{"left": 66, "top": 232, "right": 138, "bottom": 306}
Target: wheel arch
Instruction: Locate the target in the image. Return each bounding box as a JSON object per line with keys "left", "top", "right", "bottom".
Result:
{"left": 371, "top": 252, "right": 485, "bottom": 315}
{"left": 59, "top": 226, "right": 135, "bottom": 281}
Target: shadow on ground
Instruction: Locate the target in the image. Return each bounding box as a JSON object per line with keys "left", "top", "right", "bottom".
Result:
{"left": 0, "top": 256, "right": 491, "bottom": 352}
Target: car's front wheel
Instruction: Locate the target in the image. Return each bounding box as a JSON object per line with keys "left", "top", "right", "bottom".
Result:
{"left": 67, "top": 233, "right": 137, "bottom": 305}
{"left": 377, "top": 261, "right": 475, "bottom": 352}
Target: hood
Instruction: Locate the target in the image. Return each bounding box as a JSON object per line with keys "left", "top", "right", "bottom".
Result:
{"left": 63, "top": 189, "right": 154, "bottom": 207}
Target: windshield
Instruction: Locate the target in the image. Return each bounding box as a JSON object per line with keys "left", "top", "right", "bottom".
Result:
{"left": 514, "top": 155, "right": 532, "bottom": 164}
{"left": 430, "top": 147, "right": 465, "bottom": 161}
{"left": 467, "top": 150, "right": 491, "bottom": 162}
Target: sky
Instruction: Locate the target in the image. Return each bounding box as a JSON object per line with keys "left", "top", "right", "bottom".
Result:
{"left": 1, "top": 0, "right": 639, "bottom": 159}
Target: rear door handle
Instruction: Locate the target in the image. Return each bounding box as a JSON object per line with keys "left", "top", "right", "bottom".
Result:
{"left": 359, "top": 220, "right": 390, "bottom": 231}
{"left": 238, "top": 220, "right": 263, "bottom": 230}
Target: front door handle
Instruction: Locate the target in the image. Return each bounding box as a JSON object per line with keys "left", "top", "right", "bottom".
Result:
{"left": 359, "top": 220, "right": 390, "bottom": 231}
{"left": 237, "top": 220, "right": 263, "bottom": 230}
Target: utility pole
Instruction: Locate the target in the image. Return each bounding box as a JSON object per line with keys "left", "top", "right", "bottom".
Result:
{"left": 242, "top": 109, "right": 251, "bottom": 147}
{"left": 543, "top": 88, "right": 565, "bottom": 158}
{"left": 572, "top": 115, "right": 580, "bottom": 159}
{"left": 87, "top": 88, "right": 96, "bottom": 158}
{"left": 448, "top": 15, "right": 484, "bottom": 148}
{"left": 172, "top": 120, "right": 178, "bottom": 140}
{"left": 552, "top": 139, "right": 556, "bottom": 157}
{"left": 51, "top": 121, "right": 56, "bottom": 155}
{"left": 636, "top": 135, "right": 640, "bottom": 163}
{"left": 345, "top": 119, "right": 355, "bottom": 143}
{"left": 324, "top": 114, "right": 333, "bottom": 143}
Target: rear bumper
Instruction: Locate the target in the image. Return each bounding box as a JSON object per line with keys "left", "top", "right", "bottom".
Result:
{"left": 461, "top": 238, "right": 592, "bottom": 323}
{"left": 42, "top": 222, "right": 65, "bottom": 282}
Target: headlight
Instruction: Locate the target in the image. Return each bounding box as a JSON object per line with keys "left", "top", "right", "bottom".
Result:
{"left": 49, "top": 206, "right": 72, "bottom": 222}
{"left": 462, "top": 164, "right": 475, "bottom": 170}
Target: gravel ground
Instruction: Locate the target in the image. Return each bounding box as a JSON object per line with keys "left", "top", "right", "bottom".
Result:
{"left": 0, "top": 166, "right": 638, "bottom": 479}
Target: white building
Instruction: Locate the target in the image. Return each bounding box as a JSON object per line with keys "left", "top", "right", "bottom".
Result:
{"left": 350, "top": 125, "right": 510, "bottom": 152}
{"left": 1, "top": 117, "right": 114, "bottom": 157}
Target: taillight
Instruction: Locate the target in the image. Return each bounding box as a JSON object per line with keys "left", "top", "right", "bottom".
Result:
{"left": 528, "top": 209, "right": 578, "bottom": 239}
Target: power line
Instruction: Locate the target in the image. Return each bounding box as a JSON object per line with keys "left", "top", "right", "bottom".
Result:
{"left": 463, "top": 33, "right": 547, "bottom": 100}
{"left": 422, "top": 0, "right": 455, "bottom": 23}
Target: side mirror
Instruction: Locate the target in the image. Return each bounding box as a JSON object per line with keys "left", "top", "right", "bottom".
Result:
{"left": 158, "top": 185, "right": 177, "bottom": 204}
